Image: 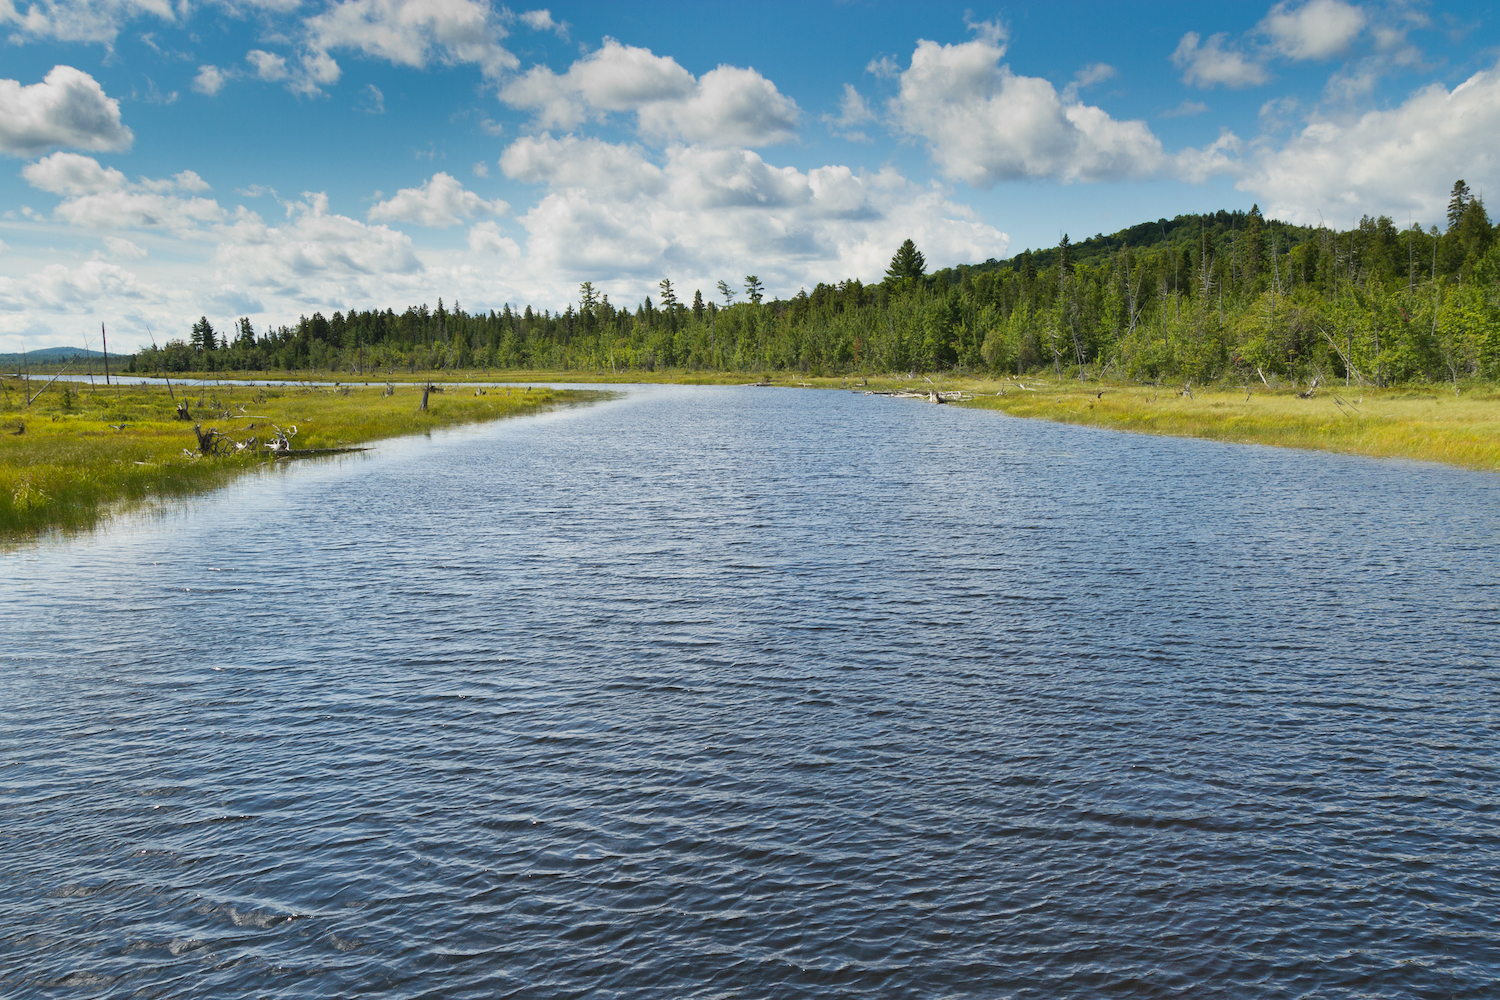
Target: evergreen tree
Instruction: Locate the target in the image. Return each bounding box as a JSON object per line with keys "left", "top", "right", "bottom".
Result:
{"left": 190, "top": 316, "right": 216, "bottom": 353}
{"left": 1448, "top": 179, "right": 1473, "bottom": 232}
{"left": 744, "top": 275, "right": 764, "bottom": 305}
{"left": 717, "top": 279, "right": 735, "bottom": 307}
{"left": 886, "top": 239, "right": 926, "bottom": 281}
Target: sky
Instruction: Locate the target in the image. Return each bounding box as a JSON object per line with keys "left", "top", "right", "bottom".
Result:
{"left": 0, "top": 0, "right": 1495, "bottom": 352}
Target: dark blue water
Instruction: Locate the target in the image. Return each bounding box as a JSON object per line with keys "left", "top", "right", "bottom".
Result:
{"left": 3, "top": 386, "right": 1499, "bottom": 998}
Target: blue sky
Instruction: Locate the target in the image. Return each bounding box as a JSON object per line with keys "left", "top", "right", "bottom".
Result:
{"left": 0, "top": 0, "right": 1495, "bottom": 351}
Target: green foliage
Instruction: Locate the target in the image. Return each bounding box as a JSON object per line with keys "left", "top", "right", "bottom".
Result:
{"left": 886, "top": 239, "right": 927, "bottom": 282}
{"left": 132, "top": 187, "right": 1500, "bottom": 385}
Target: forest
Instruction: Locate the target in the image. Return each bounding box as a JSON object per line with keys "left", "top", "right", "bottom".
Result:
{"left": 129, "top": 180, "right": 1500, "bottom": 387}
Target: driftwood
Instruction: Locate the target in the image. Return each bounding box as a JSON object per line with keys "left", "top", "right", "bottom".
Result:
{"left": 174, "top": 401, "right": 191, "bottom": 420}
{"left": 1298, "top": 376, "right": 1321, "bottom": 399}
{"left": 25, "top": 363, "right": 72, "bottom": 405}
{"left": 185, "top": 420, "right": 366, "bottom": 460}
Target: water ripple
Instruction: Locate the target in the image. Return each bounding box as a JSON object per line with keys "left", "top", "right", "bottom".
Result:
{"left": 3, "top": 385, "right": 1499, "bottom": 997}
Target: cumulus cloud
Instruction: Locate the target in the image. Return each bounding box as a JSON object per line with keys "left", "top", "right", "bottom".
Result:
{"left": 518, "top": 8, "right": 566, "bottom": 39}
{"left": 22, "top": 152, "right": 225, "bottom": 233}
{"left": 214, "top": 192, "right": 422, "bottom": 295}
{"left": 304, "top": 0, "right": 517, "bottom": 83}
{"left": 0, "top": 261, "right": 149, "bottom": 313}
{"left": 193, "top": 65, "right": 227, "bottom": 96}
{"left": 466, "top": 219, "right": 519, "bottom": 256}
{"left": 246, "top": 49, "right": 290, "bottom": 81}
{"left": 1172, "top": 31, "right": 1271, "bottom": 89}
{"left": 367, "top": 172, "right": 507, "bottom": 227}
{"left": 500, "top": 39, "right": 800, "bottom": 147}
{"left": 1259, "top": 0, "right": 1366, "bottom": 61}
{"left": 1238, "top": 64, "right": 1500, "bottom": 224}
{"left": 497, "top": 133, "right": 1007, "bottom": 294}
{"left": 887, "top": 30, "right": 1165, "bottom": 185}
{"left": 0, "top": 65, "right": 132, "bottom": 157}
{"left": 1173, "top": 2, "right": 1368, "bottom": 92}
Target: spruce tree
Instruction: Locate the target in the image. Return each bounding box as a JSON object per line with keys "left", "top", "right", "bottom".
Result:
{"left": 886, "top": 239, "right": 926, "bottom": 282}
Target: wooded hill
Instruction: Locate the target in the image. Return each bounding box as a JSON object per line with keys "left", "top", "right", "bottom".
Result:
{"left": 130, "top": 180, "right": 1500, "bottom": 386}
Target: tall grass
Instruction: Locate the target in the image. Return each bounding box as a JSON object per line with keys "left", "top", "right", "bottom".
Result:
{"left": 943, "top": 378, "right": 1500, "bottom": 471}
{"left": 0, "top": 378, "right": 599, "bottom": 539}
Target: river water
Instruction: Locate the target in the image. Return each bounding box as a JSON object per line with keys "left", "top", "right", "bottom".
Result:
{"left": 3, "top": 385, "right": 1498, "bottom": 998}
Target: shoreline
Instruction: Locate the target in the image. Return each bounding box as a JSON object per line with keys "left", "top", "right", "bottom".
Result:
{"left": 88, "top": 369, "right": 1500, "bottom": 472}
{"left": 0, "top": 378, "right": 608, "bottom": 541}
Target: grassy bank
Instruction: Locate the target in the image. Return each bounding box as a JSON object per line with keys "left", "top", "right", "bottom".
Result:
{"left": 0, "top": 377, "right": 601, "bottom": 539}
{"left": 923, "top": 376, "right": 1500, "bottom": 471}
{"left": 126, "top": 369, "right": 1500, "bottom": 471}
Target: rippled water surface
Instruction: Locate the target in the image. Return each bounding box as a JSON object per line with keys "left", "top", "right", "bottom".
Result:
{"left": 4, "top": 386, "right": 1499, "bottom": 998}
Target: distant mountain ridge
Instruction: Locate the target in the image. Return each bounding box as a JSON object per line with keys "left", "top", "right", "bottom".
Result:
{"left": 0, "top": 346, "right": 130, "bottom": 368}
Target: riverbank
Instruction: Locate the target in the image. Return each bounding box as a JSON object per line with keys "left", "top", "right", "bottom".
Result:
{"left": 0, "top": 377, "right": 602, "bottom": 539}
{"left": 935, "top": 377, "right": 1500, "bottom": 472}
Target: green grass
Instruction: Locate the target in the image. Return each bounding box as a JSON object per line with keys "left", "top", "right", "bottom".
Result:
{"left": 933, "top": 376, "right": 1500, "bottom": 471}
{"left": 0, "top": 378, "right": 603, "bottom": 539}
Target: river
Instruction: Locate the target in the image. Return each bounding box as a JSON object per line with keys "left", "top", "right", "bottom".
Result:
{"left": 3, "top": 385, "right": 1498, "bottom": 997}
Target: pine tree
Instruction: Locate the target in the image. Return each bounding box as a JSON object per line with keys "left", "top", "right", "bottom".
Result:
{"left": 1448, "top": 179, "right": 1473, "bottom": 232}
{"left": 744, "top": 275, "right": 764, "bottom": 305}
{"left": 885, "top": 239, "right": 926, "bottom": 282}
{"left": 190, "top": 316, "right": 216, "bottom": 353}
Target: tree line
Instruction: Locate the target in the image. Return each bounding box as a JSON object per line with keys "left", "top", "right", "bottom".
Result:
{"left": 130, "top": 181, "right": 1500, "bottom": 386}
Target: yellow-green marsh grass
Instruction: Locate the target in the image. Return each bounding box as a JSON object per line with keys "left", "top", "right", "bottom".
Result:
{"left": 0, "top": 377, "right": 600, "bottom": 539}
{"left": 942, "top": 378, "right": 1500, "bottom": 471}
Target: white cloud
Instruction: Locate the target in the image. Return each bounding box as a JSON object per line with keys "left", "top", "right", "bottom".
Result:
{"left": 101, "top": 235, "right": 147, "bottom": 259}
{"left": 304, "top": 0, "right": 517, "bottom": 82}
{"left": 193, "top": 65, "right": 227, "bottom": 96}
{"left": 0, "top": 261, "right": 148, "bottom": 313}
{"left": 367, "top": 171, "right": 506, "bottom": 227}
{"left": 361, "top": 82, "right": 385, "bottom": 113}
{"left": 497, "top": 133, "right": 1008, "bottom": 296}
{"left": 823, "top": 83, "right": 875, "bottom": 140}
{"left": 1259, "top": 0, "right": 1366, "bottom": 61}
{"left": 887, "top": 32, "right": 1164, "bottom": 186}
{"left": 499, "top": 39, "right": 800, "bottom": 146}
{"left": 1174, "top": 129, "right": 1243, "bottom": 184}
{"left": 1172, "top": 31, "right": 1271, "bottom": 89}
{"left": 22, "top": 152, "right": 225, "bottom": 233}
{"left": 22, "top": 149, "right": 126, "bottom": 195}
{"left": 466, "top": 219, "right": 518, "bottom": 256}
{"left": 246, "top": 49, "right": 290, "bottom": 81}
{"left": 1062, "top": 61, "right": 1117, "bottom": 101}
{"left": 499, "top": 133, "right": 665, "bottom": 199}
{"left": 1162, "top": 99, "right": 1210, "bottom": 118}
{"left": 0, "top": 65, "right": 132, "bottom": 157}
{"left": 0, "top": 0, "right": 177, "bottom": 45}
{"left": 518, "top": 8, "right": 566, "bottom": 39}
{"left": 1239, "top": 64, "right": 1500, "bottom": 224}
{"left": 214, "top": 192, "right": 422, "bottom": 295}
